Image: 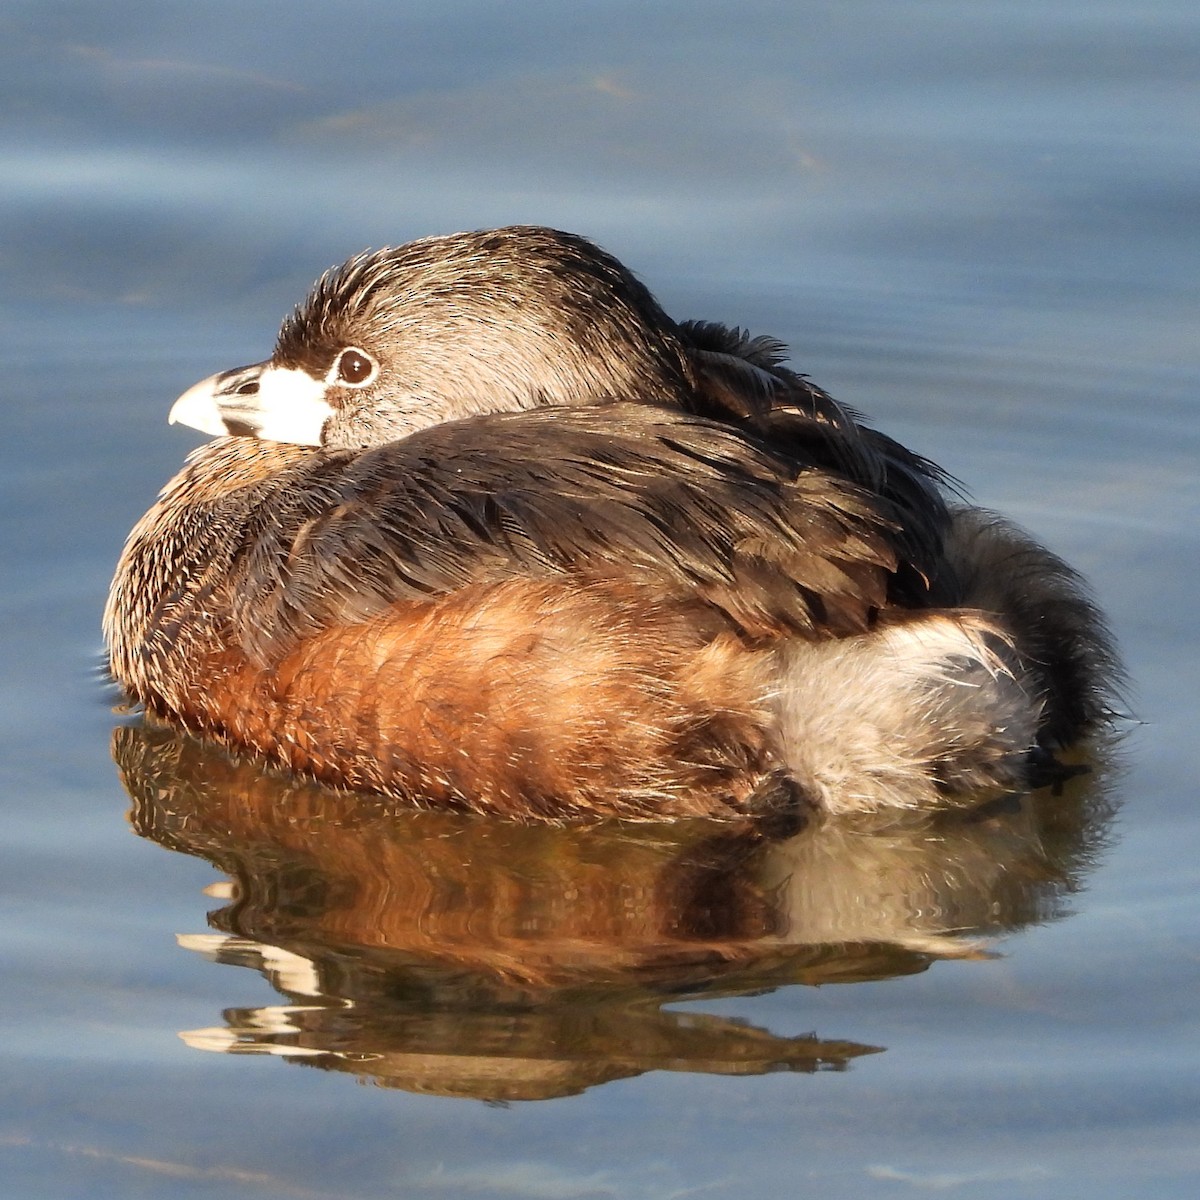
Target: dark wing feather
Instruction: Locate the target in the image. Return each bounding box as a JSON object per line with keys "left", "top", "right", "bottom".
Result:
{"left": 229, "top": 405, "right": 910, "bottom": 662}
{"left": 679, "top": 319, "right": 953, "bottom": 598}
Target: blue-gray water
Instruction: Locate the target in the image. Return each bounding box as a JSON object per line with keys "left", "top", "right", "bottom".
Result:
{"left": 3, "top": 2, "right": 1198, "bottom": 1197}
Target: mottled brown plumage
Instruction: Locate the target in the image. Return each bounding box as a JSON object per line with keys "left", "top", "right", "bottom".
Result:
{"left": 104, "top": 225, "right": 1118, "bottom": 820}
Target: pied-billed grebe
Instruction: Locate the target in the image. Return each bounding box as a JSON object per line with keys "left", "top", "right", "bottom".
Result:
{"left": 104, "top": 226, "right": 1117, "bottom": 820}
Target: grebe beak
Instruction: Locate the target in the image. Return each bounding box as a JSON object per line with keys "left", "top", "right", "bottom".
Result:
{"left": 169, "top": 361, "right": 334, "bottom": 446}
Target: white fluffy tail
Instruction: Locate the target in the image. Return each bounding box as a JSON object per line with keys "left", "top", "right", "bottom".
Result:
{"left": 774, "top": 613, "right": 1041, "bottom": 815}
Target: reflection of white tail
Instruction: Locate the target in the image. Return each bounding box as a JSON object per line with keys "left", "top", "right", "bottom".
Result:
{"left": 776, "top": 507, "right": 1118, "bottom": 815}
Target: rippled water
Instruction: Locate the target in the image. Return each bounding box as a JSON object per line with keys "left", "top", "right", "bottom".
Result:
{"left": 3, "top": 2, "right": 1198, "bottom": 1197}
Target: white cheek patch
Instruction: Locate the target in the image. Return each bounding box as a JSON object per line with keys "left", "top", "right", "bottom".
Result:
{"left": 251, "top": 367, "right": 335, "bottom": 446}
{"left": 168, "top": 366, "right": 335, "bottom": 446}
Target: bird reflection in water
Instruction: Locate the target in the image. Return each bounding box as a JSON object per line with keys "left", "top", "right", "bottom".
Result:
{"left": 113, "top": 721, "right": 1117, "bottom": 1102}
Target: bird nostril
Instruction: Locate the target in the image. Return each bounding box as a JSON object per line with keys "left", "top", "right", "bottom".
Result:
{"left": 235, "top": 380, "right": 259, "bottom": 396}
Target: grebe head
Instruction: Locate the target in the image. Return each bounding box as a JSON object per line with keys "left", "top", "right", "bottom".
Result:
{"left": 169, "top": 226, "right": 696, "bottom": 450}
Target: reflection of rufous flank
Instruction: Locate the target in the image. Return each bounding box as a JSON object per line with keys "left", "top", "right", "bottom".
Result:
{"left": 118, "top": 721, "right": 1114, "bottom": 989}
{"left": 114, "top": 721, "right": 1117, "bottom": 1099}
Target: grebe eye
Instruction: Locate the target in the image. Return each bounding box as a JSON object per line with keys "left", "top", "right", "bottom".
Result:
{"left": 333, "top": 348, "right": 376, "bottom": 386}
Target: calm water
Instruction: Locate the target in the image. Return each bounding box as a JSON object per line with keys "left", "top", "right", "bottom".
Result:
{"left": 3, "top": 2, "right": 1198, "bottom": 1197}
